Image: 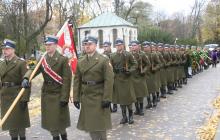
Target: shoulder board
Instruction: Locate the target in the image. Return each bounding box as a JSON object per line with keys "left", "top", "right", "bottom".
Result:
{"left": 101, "top": 54, "right": 108, "bottom": 58}
{"left": 19, "top": 58, "right": 25, "bottom": 61}
{"left": 0, "top": 58, "right": 4, "bottom": 61}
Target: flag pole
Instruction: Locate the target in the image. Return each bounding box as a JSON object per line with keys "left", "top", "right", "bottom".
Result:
{"left": 0, "top": 52, "right": 47, "bottom": 127}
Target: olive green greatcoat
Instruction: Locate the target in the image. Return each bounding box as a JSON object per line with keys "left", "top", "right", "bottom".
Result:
{"left": 145, "top": 52, "right": 160, "bottom": 93}
{"left": 110, "top": 51, "right": 137, "bottom": 105}
{"left": 132, "top": 51, "right": 151, "bottom": 98}
{"left": 0, "top": 56, "right": 30, "bottom": 130}
{"left": 73, "top": 52, "right": 114, "bottom": 132}
{"left": 24, "top": 51, "right": 71, "bottom": 131}
{"left": 163, "top": 52, "right": 173, "bottom": 83}
{"left": 158, "top": 51, "right": 167, "bottom": 86}
{"left": 171, "top": 52, "right": 178, "bottom": 81}
{"left": 176, "top": 51, "right": 183, "bottom": 80}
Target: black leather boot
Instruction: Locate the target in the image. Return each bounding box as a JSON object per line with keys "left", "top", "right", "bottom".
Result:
{"left": 61, "top": 133, "right": 67, "bottom": 140}
{"left": 152, "top": 93, "right": 157, "bottom": 107}
{"left": 160, "top": 87, "right": 166, "bottom": 98}
{"left": 146, "top": 96, "right": 153, "bottom": 109}
{"left": 128, "top": 109, "right": 134, "bottom": 124}
{"left": 134, "top": 102, "right": 140, "bottom": 115}
{"left": 167, "top": 84, "right": 174, "bottom": 94}
{"left": 120, "top": 107, "right": 128, "bottom": 124}
{"left": 173, "top": 83, "right": 178, "bottom": 90}
{"left": 112, "top": 104, "right": 117, "bottom": 112}
{"left": 53, "top": 136, "right": 60, "bottom": 140}
{"left": 139, "top": 103, "right": 144, "bottom": 116}
{"left": 178, "top": 80, "right": 182, "bottom": 88}
{"left": 156, "top": 92, "right": 160, "bottom": 102}
{"left": 20, "top": 137, "right": 26, "bottom": 140}
{"left": 11, "top": 137, "right": 18, "bottom": 140}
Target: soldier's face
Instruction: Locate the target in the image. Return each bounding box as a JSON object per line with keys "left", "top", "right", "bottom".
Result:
{"left": 45, "top": 43, "right": 57, "bottom": 54}
{"left": 143, "top": 47, "right": 150, "bottom": 52}
{"left": 104, "top": 46, "right": 110, "bottom": 52}
{"left": 2, "top": 47, "right": 15, "bottom": 57}
{"left": 84, "top": 42, "right": 96, "bottom": 54}
{"left": 116, "top": 44, "right": 124, "bottom": 52}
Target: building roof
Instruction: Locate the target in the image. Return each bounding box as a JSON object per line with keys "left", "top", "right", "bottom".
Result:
{"left": 78, "top": 12, "right": 135, "bottom": 29}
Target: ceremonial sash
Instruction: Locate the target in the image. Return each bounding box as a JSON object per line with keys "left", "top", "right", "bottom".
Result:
{"left": 41, "top": 57, "right": 63, "bottom": 84}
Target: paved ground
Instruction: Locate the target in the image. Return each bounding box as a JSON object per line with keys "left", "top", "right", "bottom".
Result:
{"left": 1, "top": 65, "right": 220, "bottom": 140}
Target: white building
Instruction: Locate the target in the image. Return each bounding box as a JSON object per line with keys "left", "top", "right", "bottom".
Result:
{"left": 77, "top": 12, "right": 137, "bottom": 53}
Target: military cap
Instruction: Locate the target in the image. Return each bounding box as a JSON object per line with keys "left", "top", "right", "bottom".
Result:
{"left": 130, "top": 40, "right": 140, "bottom": 46}
{"left": 164, "top": 44, "right": 170, "bottom": 48}
{"left": 103, "top": 41, "right": 111, "bottom": 47}
{"left": 82, "top": 38, "right": 87, "bottom": 45}
{"left": 157, "top": 43, "right": 164, "bottom": 48}
{"left": 175, "top": 45, "right": 180, "bottom": 48}
{"left": 150, "top": 42, "right": 156, "bottom": 46}
{"left": 170, "top": 45, "right": 175, "bottom": 48}
{"left": 115, "top": 38, "right": 124, "bottom": 46}
{"left": 2, "top": 39, "right": 16, "bottom": 49}
{"left": 142, "top": 41, "right": 151, "bottom": 47}
{"left": 45, "top": 35, "right": 58, "bottom": 45}
{"left": 85, "top": 36, "right": 98, "bottom": 44}
{"left": 180, "top": 45, "right": 185, "bottom": 49}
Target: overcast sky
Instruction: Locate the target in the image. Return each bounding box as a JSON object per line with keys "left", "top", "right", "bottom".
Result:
{"left": 143, "top": 0, "right": 210, "bottom": 16}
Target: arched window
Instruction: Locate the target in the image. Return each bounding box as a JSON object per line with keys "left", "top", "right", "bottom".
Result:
{"left": 112, "top": 29, "right": 118, "bottom": 47}
{"left": 98, "top": 29, "right": 103, "bottom": 48}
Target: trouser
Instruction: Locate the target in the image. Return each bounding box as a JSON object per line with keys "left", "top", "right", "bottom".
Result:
{"left": 9, "top": 128, "right": 25, "bottom": 137}
{"left": 50, "top": 129, "right": 67, "bottom": 137}
{"left": 136, "top": 97, "right": 144, "bottom": 103}
{"left": 120, "top": 104, "right": 132, "bottom": 110}
{"left": 89, "top": 131, "right": 107, "bottom": 140}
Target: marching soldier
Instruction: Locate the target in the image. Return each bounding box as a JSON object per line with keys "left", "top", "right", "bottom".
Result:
{"left": 103, "top": 41, "right": 118, "bottom": 113}
{"left": 130, "top": 40, "right": 151, "bottom": 116}
{"left": 22, "top": 35, "right": 72, "bottom": 140}
{"left": 143, "top": 41, "right": 160, "bottom": 108}
{"left": 73, "top": 36, "right": 114, "bottom": 140}
{"left": 111, "top": 38, "right": 137, "bottom": 124}
{"left": 0, "top": 39, "right": 30, "bottom": 140}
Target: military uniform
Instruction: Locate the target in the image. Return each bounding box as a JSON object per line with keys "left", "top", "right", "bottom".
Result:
{"left": 157, "top": 44, "right": 168, "bottom": 98}
{"left": 23, "top": 36, "right": 71, "bottom": 140}
{"left": 103, "top": 41, "right": 118, "bottom": 113}
{"left": 130, "top": 40, "right": 151, "bottom": 116}
{"left": 163, "top": 44, "right": 174, "bottom": 94}
{"left": 111, "top": 39, "right": 137, "bottom": 124}
{"left": 0, "top": 39, "right": 30, "bottom": 140}
{"left": 143, "top": 42, "right": 160, "bottom": 108}
{"left": 73, "top": 36, "right": 114, "bottom": 140}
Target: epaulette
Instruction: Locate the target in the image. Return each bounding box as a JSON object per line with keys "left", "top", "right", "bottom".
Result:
{"left": 0, "top": 58, "right": 4, "bottom": 61}
{"left": 19, "top": 57, "right": 25, "bottom": 61}
{"left": 101, "top": 54, "right": 108, "bottom": 58}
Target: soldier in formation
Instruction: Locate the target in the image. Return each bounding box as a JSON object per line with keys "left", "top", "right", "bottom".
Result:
{"left": 0, "top": 39, "right": 30, "bottom": 140}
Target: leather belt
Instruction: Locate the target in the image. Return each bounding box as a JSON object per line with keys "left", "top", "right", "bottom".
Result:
{"left": 1, "top": 82, "right": 20, "bottom": 88}
{"left": 82, "top": 80, "right": 104, "bottom": 85}
{"left": 44, "top": 81, "right": 60, "bottom": 85}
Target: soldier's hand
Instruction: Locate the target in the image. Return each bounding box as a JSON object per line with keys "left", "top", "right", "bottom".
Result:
{"left": 73, "top": 101, "right": 80, "bottom": 109}
{"left": 60, "top": 101, "right": 68, "bottom": 107}
{"left": 101, "top": 101, "right": 111, "bottom": 109}
{"left": 21, "top": 79, "right": 30, "bottom": 88}
{"left": 20, "top": 101, "right": 28, "bottom": 110}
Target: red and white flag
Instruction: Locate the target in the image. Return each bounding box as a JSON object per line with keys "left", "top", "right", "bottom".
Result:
{"left": 56, "top": 19, "right": 77, "bottom": 74}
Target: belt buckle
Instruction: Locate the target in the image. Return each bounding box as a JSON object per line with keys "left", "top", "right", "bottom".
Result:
{"left": 87, "top": 81, "right": 95, "bottom": 85}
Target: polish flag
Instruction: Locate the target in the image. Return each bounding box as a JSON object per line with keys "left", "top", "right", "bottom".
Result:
{"left": 56, "top": 19, "right": 77, "bottom": 74}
